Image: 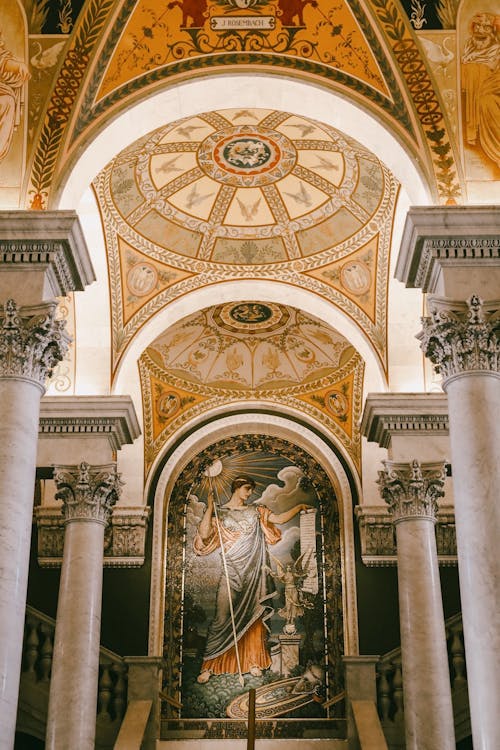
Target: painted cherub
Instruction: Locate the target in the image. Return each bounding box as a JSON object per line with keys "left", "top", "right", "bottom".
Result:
{"left": 265, "top": 552, "right": 314, "bottom": 634}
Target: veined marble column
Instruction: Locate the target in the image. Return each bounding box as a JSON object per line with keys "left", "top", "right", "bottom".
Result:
{"left": 45, "top": 462, "right": 122, "bottom": 750}
{"left": 0, "top": 299, "right": 70, "bottom": 750}
{"left": 419, "top": 294, "right": 500, "bottom": 750}
{"left": 378, "top": 459, "right": 455, "bottom": 750}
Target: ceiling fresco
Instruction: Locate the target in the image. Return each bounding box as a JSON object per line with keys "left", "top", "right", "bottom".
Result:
{"left": 93, "top": 108, "right": 398, "bottom": 374}
{"left": 139, "top": 302, "right": 364, "bottom": 475}
{"left": 20, "top": 0, "right": 465, "bottom": 211}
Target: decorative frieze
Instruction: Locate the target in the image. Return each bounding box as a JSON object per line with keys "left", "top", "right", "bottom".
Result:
{"left": 35, "top": 505, "right": 151, "bottom": 567}
{"left": 377, "top": 459, "right": 446, "bottom": 523}
{"left": 0, "top": 299, "right": 70, "bottom": 389}
{"left": 418, "top": 295, "right": 500, "bottom": 383}
{"left": 54, "top": 462, "right": 122, "bottom": 524}
{"left": 355, "top": 504, "right": 456, "bottom": 566}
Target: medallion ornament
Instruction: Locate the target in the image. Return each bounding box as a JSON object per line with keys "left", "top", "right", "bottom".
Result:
{"left": 418, "top": 295, "right": 500, "bottom": 384}
{"left": 377, "top": 459, "right": 446, "bottom": 523}
{"left": 0, "top": 299, "right": 70, "bottom": 390}
{"left": 54, "top": 462, "right": 123, "bottom": 524}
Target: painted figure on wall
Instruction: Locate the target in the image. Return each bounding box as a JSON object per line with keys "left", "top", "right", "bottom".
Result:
{"left": 0, "top": 28, "right": 29, "bottom": 163}
{"left": 162, "top": 437, "right": 345, "bottom": 733}
{"left": 194, "top": 474, "right": 310, "bottom": 683}
{"left": 461, "top": 12, "right": 500, "bottom": 168}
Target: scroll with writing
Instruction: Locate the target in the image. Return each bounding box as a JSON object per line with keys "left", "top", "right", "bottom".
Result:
{"left": 299, "top": 508, "right": 318, "bottom": 595}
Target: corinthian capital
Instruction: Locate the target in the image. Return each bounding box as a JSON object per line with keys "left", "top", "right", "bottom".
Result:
{"left": 377, "top": 459, "right": 446, "bottom": 523}
{"left": 418, "top": 295, "right": 500, "bottom": 384}
{"left": 0, "top": 299, "right": 70, "bottom": 390}
{"left": 54, "top": 462, "right": 123, "bottom": 524}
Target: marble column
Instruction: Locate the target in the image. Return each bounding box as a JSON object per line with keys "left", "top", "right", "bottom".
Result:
{"left": 419, "top": 294, "right": 500, "bottom": 750}
{"left": 0, "top": 299, "right": 70, "bottom": 750}
{"left": 378, "top": 459, "right": 455, "bottom": 750}
{"left": 45, "top": 462, "right": 122, "bottom": 750}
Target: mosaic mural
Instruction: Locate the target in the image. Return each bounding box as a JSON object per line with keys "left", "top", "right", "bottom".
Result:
{"left": 93, "top": 108, "right": 397, "bottom": 375}
{"left": 161, "top": 435, "right": 345, "bottom": 740}
{"left": 139, "top": 302, "right": 364, "bottom": 475}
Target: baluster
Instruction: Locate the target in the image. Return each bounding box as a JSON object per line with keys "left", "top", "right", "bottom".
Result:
{"left": 391, "top": 658, "right": 404, "bottom": 723}
{"left": 98, "top": 663, "right": 113, "bottom": 721}
{"left": 111, "top": 661, "right": 127, "bottom": 720}
{"left": 377, "top": 662, "right": 392, "bottom": 722}
{"left": 24, "top": 618, "right": 40, "bottom": 680}
{"left": 450, "top": 625, "right": 467, "bottom": 687}
{"left": 39, "top": 623, "right": 54, "bottom": 682}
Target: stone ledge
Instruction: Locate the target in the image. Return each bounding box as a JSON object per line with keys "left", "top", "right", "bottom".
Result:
{"left": 0, "top": 210, "right": 95, "bottom": 296}
{"left": 362, "top": 393, "right": 448, "bottom": 448}
{"left": 355, "top": 504, "right": 456, "bottom": 566}
{"left": 395, "top": 206, "right": 500, "bottom": 293}
{"left": 35, "top": 505, "right": 151, "bottom": 567}
{"left": 39, "top": 395, "right": 141, "bottom": 451}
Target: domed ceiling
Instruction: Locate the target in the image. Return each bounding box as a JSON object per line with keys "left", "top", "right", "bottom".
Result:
{"left": 139, "top": 302, "right": 364, "bottom": 474}
{"left": 93, "top": 108, "right": 399, "bottom": 374}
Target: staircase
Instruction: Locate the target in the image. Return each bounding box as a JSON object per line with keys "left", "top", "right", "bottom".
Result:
{"left": 376, "top": 613, "right": 470, "bottom": 748}
{"left": 17, "top": 608, "right": 469, "bottom": 749}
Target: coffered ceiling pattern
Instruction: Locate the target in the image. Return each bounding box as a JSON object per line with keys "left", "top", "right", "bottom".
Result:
{"left": 139, "top": 302, "right": 364, "bottom": 475}
{"left": 93, "top": 108, "right": 399, "bottom": 374}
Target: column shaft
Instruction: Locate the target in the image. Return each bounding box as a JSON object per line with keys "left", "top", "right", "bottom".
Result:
{"left": 45, "top": 519, "right": 106, "bottom": 750}
{"left": 0, "top": 380, "right": 42, "bottom": 750}
{"left": 446, "top": 374, "right": 500, "bottom": 750}
{"left": 395, "top": 518, "right": 455, "bottom": 750}
{"left": 45, "top": 462, "right": 120, "bottom": 750}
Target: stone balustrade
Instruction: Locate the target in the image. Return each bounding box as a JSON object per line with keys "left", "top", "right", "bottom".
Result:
{"left": 18, "top": 606, "right": 127, "bottom": 746}
{"left": 376, "top": 613, "right": 470, "bottom": 748}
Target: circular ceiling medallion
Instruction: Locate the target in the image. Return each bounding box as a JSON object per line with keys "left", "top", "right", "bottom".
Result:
{"left": 340, "top": 260, "right": 371, "bottom": 296}
{"left": 127, "top": 262, "right": 158, "bottom": 297}
{"left": 198, "top": 125, "right": 296, "bottom": 186}
{"left": 213, "top": 302, "right": 290, "bottom": 334}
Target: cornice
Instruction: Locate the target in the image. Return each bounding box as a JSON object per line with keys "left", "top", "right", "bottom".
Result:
{"left": 395, "top": 206, "right": 500, "bottom": 293}
{"left": 0, "top": 210, "right": 95, "bottom": 296}
{"left": 362, "top": 393, "right": 448, "bottom": 448}
{"left": 39, "top": 395, "right": 141, "bottom": 451}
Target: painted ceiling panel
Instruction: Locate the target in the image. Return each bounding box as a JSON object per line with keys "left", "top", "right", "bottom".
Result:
{"left": 93, "top": 107, "right": 398, "bottom": 373}
{"left": 96, "top": 0, "right": 390, "bottom": 103}
{"left": 139, "top": 301, "right": 364, "bottom": 474}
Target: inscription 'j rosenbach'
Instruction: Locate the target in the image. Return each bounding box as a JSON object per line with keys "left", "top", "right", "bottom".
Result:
{"left": 211, "top": 16, "right": 276, "bottom": 30}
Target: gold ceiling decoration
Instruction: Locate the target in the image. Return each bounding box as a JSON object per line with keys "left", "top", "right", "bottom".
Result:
{"left": 93, "top": 108, "right": 398, "bottom": 375}
{"left": 139, "top": 302, "right": 364, "bottom": 475}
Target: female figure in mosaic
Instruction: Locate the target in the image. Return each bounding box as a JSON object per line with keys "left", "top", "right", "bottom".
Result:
{"left": 0, "top": 29, "right": 29, "bottom": 163}
{"left": 194, "top": 475, "right": 309, "bottom": 683}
